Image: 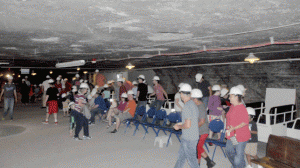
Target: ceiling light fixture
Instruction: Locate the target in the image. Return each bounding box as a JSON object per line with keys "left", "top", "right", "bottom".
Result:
{"left": 245, "top": 53, "right": 260, "bottom": 64}
{"left": 31, "top": 70, "right": 36, "bottom": 76}
{"left": 126, "top": 63, "right": 135, "bottom": 70}
{"left": 77, "top": 67, "right": 80, "bottom": 71}
{"left": 83, "top": 71, "right": 88, "bottom": 74}
{"left": 55, "top": 60, "right": 85, "bottom": 68}
{"left": 49, "top": 70, "right": 53, "bottom": 74}
{"left": 0, "top": 62, "right": 9, "bottom": 65}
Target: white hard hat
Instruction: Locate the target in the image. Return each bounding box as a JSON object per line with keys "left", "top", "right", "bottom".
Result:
{"left": 84, "top": 80, "right": 88, "bottom": 83}
{"left": 127, "top": 90, "right": 134, "bottom": 95}
{"left": 72, "top": 88, "right": 77, "bottom": 92}
{"left": 95, "top": 69, "right": 99, "bottom": 73}
{"left": 75, "top": 74, "right": 80, "bottom": 78}
{"left": 48, "top": 79, "right": 54, "bottom": 83}
{"left": 56, "top": 77, "right": 60, "bottom": 80}
{"left": 72, "top": 86, "right": 77, "bottom": 89}
{"left": 195, "top": 73, "right": 203, "bottom": 82}
{"left": 80, "top": 79, "right": 84, "bottom": 83}
{"left": 104, "top": 84, "right": 109, "bottom": 88}
{"left": 212, "top": 85, "right": 221, "bottom": 91}
{"left": 7, "top": 76, "right": 13, "bottom": 80}
{"left": 178, "top": 83, "right": 185, "bottom": 88}
{"left": 179, "top": 83, "right": 192, "bottom": 92}
{"left": 80, "top": 83, "right": 89, "bottom": 89}
{"left": 229, "top": 87, "right": 243, "bottom": 95}
{"left": 62, "top": 93, "right": 67, "bottom": 98}
{"left": 25, "top": 76, "right": 28, "bottom": 78}
{"left": 236, "top": 84, "right": 246, "bottom": 93}
{"left": 34, "top": 84, "right": 37, "bottom": 87}
{"left": 46, "top": 75, "right": 50, "bottom": 79}
{"left": 22, "top": 79, "right": 25, "bottom": 81}
{"left": 246, "top": 107, "right": 255, "bottom": 116}
{"left": 132, "top": 81, "right": 138, "bottom": 85}
{"left": 64, "top": 78, "right": 68, "bottom": 81}
{"left": 68, "top": 102, "right": 75, "bottom": 107}
{"left": 121, "top": 93, "right": 128, "bottom": 98}
{"left": 153, "top": 76, "right": 160, "bottom": 81}
{"left": 117, "top": 78, "right": 124, "bottom": 82}
{"left": 220, "top": 88, "right": 229, "bottom": 97}
{"left": 107, "top": 80, "right": 112, "bottom": 84}
{"left": 191, "top": 89, "right": 203, "bottom": 98}
{"left": 138, "top": 75, "right": 145, "bottom": 80}
{"left": 39, "top": 84, "right": 42, "bottom": 86}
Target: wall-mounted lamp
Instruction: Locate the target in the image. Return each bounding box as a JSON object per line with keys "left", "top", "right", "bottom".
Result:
{"left": 83, "top": 71, "right": 88, "bottom": 74}
{"left": 31, "top": 70, "right": 36, "bottom": 76}
{"left": 50, "top": 70, "right": 53, "bottom": 74}
{"left": 126, "top": 63, "right": 135, "bottom": 70}
{"left": 77, "top": 67, "right": 80, "bottom": 71}
{"left": 245, "top": 53, "right": 260, "bottom": 64}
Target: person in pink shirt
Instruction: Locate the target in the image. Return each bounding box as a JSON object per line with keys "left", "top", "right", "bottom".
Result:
{"left": 225, "top": 87, "right": 251, "bottom": 168}
{"left": 106, "top": 93, "right": 128, "bottom": 128}
{"left": 149, "top": 76, "right": 169, "bottom": 111}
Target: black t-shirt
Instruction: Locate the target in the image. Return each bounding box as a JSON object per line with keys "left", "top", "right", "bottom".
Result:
{"left": 46, "top": 87, "right": 59, "bottom": 101}
{"left": 249, "top": 120, "right": 258, "bottom": 143}
{"left": 197, "top": 80, "right": 210, "bottom": 97}
{"left": 137, "top": 83, "right": 148, "bottom": 101}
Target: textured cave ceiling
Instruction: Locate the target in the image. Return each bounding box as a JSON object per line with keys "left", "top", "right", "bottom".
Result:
{"left": 0, "top": 0, "right": 300, "bottom": 70}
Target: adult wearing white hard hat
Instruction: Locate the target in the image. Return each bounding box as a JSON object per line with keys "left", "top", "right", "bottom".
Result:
{"left": 225, "top": 87, "right": 250, "bottom": 168}
{"left": 72, "top": 74, "right": 81, "bottom": 91}
{"left": 106, "top": 93, "right": 128, "bottom": 129}
{"left": 102, "top": 84, "right": 111, "bottom": 101}
{"left": 131, "top": 81, "right": 138, "bottom": 99}
{"left": 21, "top": 78, "right": 30, "bottom": 105}
{"left": 207, "top": 85, "right": 223, "bottom": 142}
{"left": 111, "top": 90, "right": 136, "bottom": 133}
{"left": 135, "top": 75, "right": 148, "bottom": 109}
{"left": 244, "top": 107, "right": 261, "bottom": 168}
{"left": 195, "top": 73, "right": 212, "bottom": 110}
{"left": 173, "top": 84, "right": 200, "bottom": 168}
{"left": 174, "top": 83, "right": 185, "bottom": 113}
{"left": 89, "top": 89, "right": 109, "bottom": 125}
{"left": 42, "top": 79, "right": 59, "bottom": 125}
{"left": 72, "top": 82, "right": 92, "bottom": 141}
{"left": 220, "top": 88, "right": 231, "bottom": 114}
{"left": 41, "top": 75, "right": 51, "bottom": 108}
{"left": 236, "top": 84, "right": 247, "bottom": 106}
{"left": 24, "top": 76, "right": 30, "bottom": 87}
{"left": 149, "top": 76, "right": 169, "bottom": 111}
{"left": 0, "top": 75, "right": 17, "bottom": 121}
{"left": 117, "top": 78, "right": 127, "bottom": 101}
{"left": 191, "top": 88, "right": 216, "bottom": 167}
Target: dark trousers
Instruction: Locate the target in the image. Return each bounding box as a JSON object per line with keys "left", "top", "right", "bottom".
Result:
{"left": 73, "top": 110, "right": 89, "bottom": 137}
{"left": 89, "top": 108, "right": 104, "bottom": 123}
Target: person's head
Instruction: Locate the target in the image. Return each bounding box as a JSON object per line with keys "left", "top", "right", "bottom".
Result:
{"left": 220, "top": 88, "right": 229, "bottom": 98}
{"left": 48, "top": 79, "right": 55, "bottom": 87}
{"left": 25, "top": 76, "right": 28, "bottom": 80}
{"left": 117, "top": 78, "right": 124, "bottom": 86}
{"left": 95, "top": 69, "right": 99, "bottom": 73}
{"left": 7, "top": 76, "right": 13, "bottom": 83}
{"left": 179, "top": 84, "right": 192, "bottom": 103}
{"left": 75, "top": 74, "right": 80, "bottom": 79}
{"left": 191, "top": 88, "right": 203, "bottom": 104}
{"left": 79, "top": 83, "right": 89, "bottom": 94}
{"left": 46, "top": 75, "right": 51, "bottom": 80}
{"left": 236, "top": 84, "right": 246, "bottom": 97}
{"left": 104, "top": 84, "right": 109, "bottom": 90}
{"left": 195, "top": 73, "right": 203, "bottom": 83}
{"left": 69, "top": 102, "right": 75, "bottom": 110}
{"left": 212, "top": 85, "right": 221, "bottom": 96}
{"left": 127, "top": 90, "right": 134, "bottom": 100}
{"left": 152, "top": 76, "right": 160, "bottom": 85}
{"left": 246, "top": 107, "right": 255, "bottom": 122}
{"left": 138, "top": 75, "right": 145, "bottom": 83}
{"left": 121, "top": 93, "right": 128, "bottom": 101}
{"left": 56, "top": 77, "right": 61, "bottom": 83}
{"left": 132, "top": 81, "right": 138, "bottom": 87}
{"left": 229, "top": 87, "right": 243, "bottom": 106}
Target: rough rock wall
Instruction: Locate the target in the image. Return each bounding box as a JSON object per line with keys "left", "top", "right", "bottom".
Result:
{"left": 153, "top": 61, "right": 300, "bottom": 116}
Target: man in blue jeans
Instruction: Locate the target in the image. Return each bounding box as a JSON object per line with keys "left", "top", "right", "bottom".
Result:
{"left": 173, "top": 84, "right": 199, "bottom": 168}
{"left": 89, "top": 92, "right": 108, "bottom": 125}
{"left": 0, "top": 75, "right": 17, "bottom": 121}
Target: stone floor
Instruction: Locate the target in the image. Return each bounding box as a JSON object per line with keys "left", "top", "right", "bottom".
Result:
{"left": 0, "top": 102, "right": 266, "bottom": 168}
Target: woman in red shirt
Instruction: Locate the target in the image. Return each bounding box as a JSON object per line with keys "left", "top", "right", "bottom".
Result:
{"left": 225, "top": 87, "right": 251, "bottom": 168}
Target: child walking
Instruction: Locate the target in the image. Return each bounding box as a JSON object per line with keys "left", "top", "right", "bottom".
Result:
{"left": 245, "top": 107, "right": 263, "bottom": 168}
{"left": 69, "top": 102, "right": 76, "bottom": 137}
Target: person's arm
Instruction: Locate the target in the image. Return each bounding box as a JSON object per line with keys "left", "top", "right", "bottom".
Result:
{"left": 149, "top": 92, "right": 155, "bottom": 97}
{"left": 175, "top": 98, "right": 183, "bottom": 111}
{"left": 0, "top": 89, "right": 4, "bottom": 101}
{"left": 227, "top": 122, "right": 248, "bottom": 133}
{"left": 198, "top": 118, "right": 205, "bottom": 127}
{"left": 14, "top": 90, "right": 17, "bottom": 102}
{"left": 174, "top": 119, "right": 191, "bottom": 130}
{"left": 208, "top": 86, "right": 212, "bottom": 97}
{"left": 136, "top": 91, "right": 140, "bottom": 100}
{"left": 44, "top": 95, "right": 49, "bottom": 105}
{"left": 162, "top": 89, "right": 169, "bottom": 101}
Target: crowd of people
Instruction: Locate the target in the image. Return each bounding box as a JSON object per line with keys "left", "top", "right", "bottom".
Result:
{"left": 1, "top": 70, "right": 262, "bottom": 168}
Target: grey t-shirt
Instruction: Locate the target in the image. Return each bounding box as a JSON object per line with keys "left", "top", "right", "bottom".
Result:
{"left": 197, "top": 103, "right": 209, "bottom": 135}
{"left": 3, "top": 83, "right": 16, "bottom": 98}
{"left": 182, "top": 100, "right": 199, "bottom": 141}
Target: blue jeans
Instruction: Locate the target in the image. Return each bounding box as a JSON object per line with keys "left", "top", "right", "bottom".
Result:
{"left": 225, "top": 139, "right": 248, "bottom": 168}
{"left": 3, "top": 98, "right": 14, "bottom": 119}
{"left": 174, "top": 138, "right": 199, "bottom": 168}
{"left": 72, "top": 110, "right": 89, "bottom": 137}
{"left": 150, "top": 100, "right": 165, "bottom": 111}
{"left": 202, "top": 96, "right": 209, "bottom": 110}
{"left": 136, "top": 101, "right": 147, "bottom": 109}
{"left": 89, "top": 108, "right": 105, "bottom": 123}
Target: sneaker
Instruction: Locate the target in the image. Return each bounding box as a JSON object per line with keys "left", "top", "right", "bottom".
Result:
{"left": 207, "top": 160, "right": 216, "bottom": 168}
{"left": 42, "top": 121, "right": 49, "bottom": 124}
{"left": 82, "top": 136, "right": 92, "bottom": 140}
{"left": 246, "top": 165, "right": 253, "bottom": 168}
{"left": 73, "top": 137, "right": 82, "bottom": 141}
{"left": 55, "top": 122, "right": 58, "bottom": 125}
{"left": 110, "top": 129, "right": 118, "bottom": 133}
{"left": 89, "top": 122, "right": 95, "bottom": 126}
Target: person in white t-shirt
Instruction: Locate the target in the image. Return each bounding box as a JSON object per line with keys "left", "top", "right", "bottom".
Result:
{"left": 41, "top": 75, "right": 51, "bottom": 108}
{"left": 174, "top": 83, "right": 185, "bottom": 113}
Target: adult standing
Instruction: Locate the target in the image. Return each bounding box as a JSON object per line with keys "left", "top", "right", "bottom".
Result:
{"left": 174, "top": 83, "right": 185, "bottom": 113}
{"left": 21, "top": 79, "right": 30, "bottom": 105}
{"left": 191, "top": 89, "right": 216, "bottom": 167}
{"left": 42, "top": 79, "right": 59, "bottom": 125}
{"left": 117, "top": 78, "right": 127, "bottom": 101}
{"left": 41, "top": 75, "right": 51, "bottom": 108}
{"left": 149, "top": 76, "right": 169, "bottom": 111}
{"left": 0, "top": 76, "right": 17, "bottom": 121}
{"left": 135, "top": 75, "right": 148, "bottom": 108}
{"left": 195, "top": 73, "right": 212, "bottom": 110}
{"left": 225, "top": 87, "right": 251, "bottom": 168}
{"left": 173, "top": 84, "right": 199, "bottom": 168}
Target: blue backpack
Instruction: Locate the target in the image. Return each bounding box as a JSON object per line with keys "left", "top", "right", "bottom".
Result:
{"left": 147, "top": 107, "right": 156, "bottom": 118}
{"left": 168, "top": 112, "right": 182, "bottom": 123}
{"left": 209, "top": 119, "right": 224, "bottom": 133}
